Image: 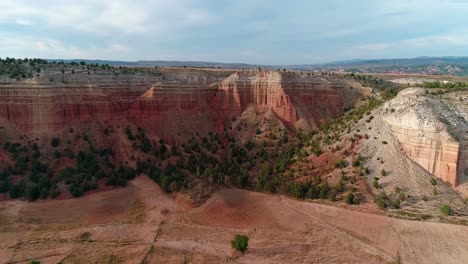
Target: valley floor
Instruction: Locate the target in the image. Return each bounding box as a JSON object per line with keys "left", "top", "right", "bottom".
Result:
{"left": 0, "top": 176, "right": 467, "bottom": 264}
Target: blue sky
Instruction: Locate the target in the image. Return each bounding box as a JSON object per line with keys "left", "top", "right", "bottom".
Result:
{"left": 1, "top": 0, "right": 468, "bottom": 64}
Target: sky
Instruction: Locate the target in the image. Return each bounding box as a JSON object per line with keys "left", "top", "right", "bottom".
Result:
{"left": 1, "top": 0, "right": 468, "bottom": 64}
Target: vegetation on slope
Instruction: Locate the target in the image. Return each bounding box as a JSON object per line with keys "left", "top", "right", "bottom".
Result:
{"left": 0, "top": 69, "right": 440, "bottom": 215}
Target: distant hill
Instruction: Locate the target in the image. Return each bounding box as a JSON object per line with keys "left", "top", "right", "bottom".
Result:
{"left": 290, "top": 57, "right": 468, "bottom": 76}
{"left": 47, "top": 59, "right": 254, "bottom": 69}
{"left": 47, "top": 56, "right": 468, "bottom": 76}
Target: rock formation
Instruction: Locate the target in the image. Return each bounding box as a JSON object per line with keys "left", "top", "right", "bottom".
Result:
{"left": 0, "top": 79, "right": 153, "bottom": 133}
{"left": 383, "top": 88, "right": 468, "bottom": 187}
{"left": 0, "top": 70, "right": 353, "bottom": 149}
{"left": 128, "top": 82, "right": 220, "bottom": 141}
{"left": 216, "top": 71, "right": 344, "bottom": 130}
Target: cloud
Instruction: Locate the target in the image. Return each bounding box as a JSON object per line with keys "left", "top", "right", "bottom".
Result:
{"left": 15, "top": 19, "right": 31, "bottom": 26}
{"left": 0, "top": 0, "right": 216, "bottom": 36}
{"left": 353, "top": 32, "right": 468, "bottom": 53}
{"left": 109, "top": 43, "right": 130, "bottom": 53}
{"left": 0, "top": 1, "right": 150, "bottom": 35}
{"left": 381, "top": 11, "right": 409, "bottom": 17}
{"left": 0, "top": 33, "right": 133, "bottom": 60}
{"left": 1, "top": 1, "right": 468, "bottom": 64}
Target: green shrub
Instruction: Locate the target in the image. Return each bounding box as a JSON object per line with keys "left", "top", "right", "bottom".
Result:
{"left": 345, "top": 192, "right": 354, "bottom": 205}
{"left": 231, "top": 234, "right": 249, "bottom": 253}
{"left": 380, "top": 169, "right": 386, "bottom": 176}
{"left": 430, "top": 178, "right": 437, "bottom": 186}
{"left": 329, "top": 188, "right": 337, "bottom": 202}
{"left": 440, "top": 205, "right": 452, "bottom": 216}
{"left": 25, "top": 182, "right": 40, "bottom": 201}
{"left": 125, "top": 126, "right": 135, "bottom": 141}
{"left": 376, "top": 197, "right": 386, "bottom": 209}
{"left": 398, "top": 192, "right": 406, "bottom": 202}
{"left": 319, "top": 183, "right": 329, "bottom": 199}
{"left": 334, "top": 160, "right": 346, "bottom": 168}
{"left": 375, "top": 192, "right": 387, "bottom": 209}
{"left": 51, "top": 137, "right": 61, "bottom": 147}
{"left": 352, "top": 154, "right": 362, "bottom": 167}
{"left": 160, "top": 144, "right": 167, "bottom": 154}
{"left": 336, "top": 180, "right": 344, "bottom": 193}
{"left": 9, "top": 180, "right": 26, "bottom": 198}
{"left": 373, "top": 178, "right": 379, "bottom": 189}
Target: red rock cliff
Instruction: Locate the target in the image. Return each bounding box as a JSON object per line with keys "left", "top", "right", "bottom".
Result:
{"left": 215, "top": 71, "right": 343, "bottom": 129}
{"left": 0, "top": 71, "right": 345, "bottom": 139}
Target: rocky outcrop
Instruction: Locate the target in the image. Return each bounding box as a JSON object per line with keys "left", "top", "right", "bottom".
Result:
{"left": 128, "top": 82, "right": 220, "bottom": 141}
{"left": 0, "top": 70, "right": 347, "bottom": 140}
{"left": 0, "top": 82, "right": 150, "bottom": 133}
{"left": 216, "top": 71, "right": 343, "bottom": 129}
{"left": 383, "top": 88, "right": 468, "bottom": 187}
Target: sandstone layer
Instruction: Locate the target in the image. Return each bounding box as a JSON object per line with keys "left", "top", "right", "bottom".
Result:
{"left": 0, "top": 71, "right": 347, "bottom": 141}
{"left": 383, "top": 88, "right": 468, "bottom": 187}
{"left": 216, "top": 71, "right": 344, "bottom": 129}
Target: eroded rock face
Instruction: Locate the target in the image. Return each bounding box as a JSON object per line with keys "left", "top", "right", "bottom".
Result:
{"left": 0, "top": 71, "right": 346, "bottom": 140}
{"left": 128, "top": 82, "right": 220, "bottom": 141}
{"left": 0, "top": 84, "right": 149, "bottom": 133}
{"left": 383, "top": 88, "right": 468, "bottom": 187}
{"left": 216, "top": 71, "right": 344, "bottom": 129}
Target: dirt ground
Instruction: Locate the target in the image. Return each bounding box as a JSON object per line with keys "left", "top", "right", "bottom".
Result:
{"left": 1, "top": 176, "right": 468, "bottom": 264}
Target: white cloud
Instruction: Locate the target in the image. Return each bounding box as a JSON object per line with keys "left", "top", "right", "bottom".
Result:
{"left": 15, "top": 19, "right": 31, "bottom": 26}
{"left": 109, "top": 43, "right": 130, "bottom": 53}
{"left": 1, "top": 0, "right": 468, "bottom": 63}
{"left": 352, "top": 32, "right": 468, "bottom": 53}
{"left": 0, "top": 33, "right": 133, "bottom": 60}
{"left": 0, "top": 0, "right": 216, "bottom": 36}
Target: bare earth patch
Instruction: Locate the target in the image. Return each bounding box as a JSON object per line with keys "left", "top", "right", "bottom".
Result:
{"left": 1, "top": 176, "right": 468, "bottom": 263}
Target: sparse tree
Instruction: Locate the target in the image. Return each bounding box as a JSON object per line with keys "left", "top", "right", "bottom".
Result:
{"left": 51, "top": 137, "right": 61, "bottom": 147}
{"left": 231, "top": 235, "right": 249, "bottom": 253}
{"left": 440, "top": 205, "right": 452, "bottom": 216}
{"left": 373, "top": 178, "right": 379, "bottom": 189}
{"left": 345, "top": 192, "right": 354, "bottom": 205}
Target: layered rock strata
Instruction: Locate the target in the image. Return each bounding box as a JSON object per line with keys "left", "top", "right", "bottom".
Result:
{"left": 216, "top": 71, "right": 343, "bottom": 129}
{"left": 383, "top": 88, "right": 468, "bottom": 187}
{"left": 0, "top": 71, "right": 346, "bottom": 138}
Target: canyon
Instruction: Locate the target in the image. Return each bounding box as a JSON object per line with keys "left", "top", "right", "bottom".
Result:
{"left": 0, "top": 68, "right": 467, "bottom": 197}
{"left": 0, "top": 70, "right": 348, "bottom": 141}
{"left": 1, "top": 65, "right": 468, "bottom": 263}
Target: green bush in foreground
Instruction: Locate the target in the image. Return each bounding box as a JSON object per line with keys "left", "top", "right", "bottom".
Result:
{"left": 344, "top": 192, "right": 354, "bottom": 205}
{"left": 440, "top": 205, "right": 452, "bottom": 216}
{"left": 231, "top": 234, "right": 249, "bottom": 253}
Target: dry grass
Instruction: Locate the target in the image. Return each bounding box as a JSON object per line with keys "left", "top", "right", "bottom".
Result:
{"left": 124, "top": 199, "right": 145, "bottom": 224}
{"left": 94, "top": 254, "right": 123, "bottom": 264}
